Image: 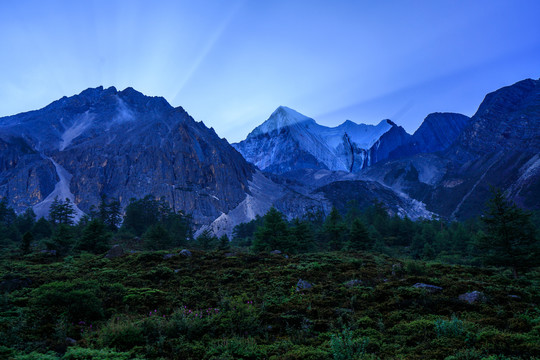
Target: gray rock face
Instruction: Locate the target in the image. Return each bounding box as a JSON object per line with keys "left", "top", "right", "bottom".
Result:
{"left": 413, "top": 283, "right": 443, "bottom": 293}
{"left": 105, "top": 244, "right": 124, "bottom": 259}
{"left": 362, "top": 122, "right": 411, "bottom": 167}
{"left": 179, "top": 249, "right": 192, "bottom": 257}
{"left": 361, "top": 78, "right": 540, "bottom": 219}
{"left": 388, "top": 113, "right": 470, "bottom": 160}
{"left": 344, "top": 279, "right": 363, "bottom": 288}
{"left": 296, "top": 279, "right": 313, "bottom": 291}
{"left": 233, "top": 106, "right": 397, "bottom": 174}
{"left": 0, "top": 86, "right": 255, "bottom": 226}
{"left": 458, "top": 291, "right": 487, "bottom": 304}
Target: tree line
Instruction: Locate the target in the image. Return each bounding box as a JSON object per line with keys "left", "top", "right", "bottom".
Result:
{"left": 1, "top": 189, "right": 538, "bottom": 277}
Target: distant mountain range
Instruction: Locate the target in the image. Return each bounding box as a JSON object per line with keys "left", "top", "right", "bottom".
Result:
{"left": 233, "top": 108, "right": 470, "bottom": 174}
{"left": 1, "top": 78, "right": 538, "bottom": 234}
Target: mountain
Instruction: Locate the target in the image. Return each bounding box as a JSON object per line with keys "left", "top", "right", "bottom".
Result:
{"left": 0, "top": 87, "right": 340, "bottom": 235}
{"left": 233, "top": 106, "right": 398, "bottom": 173}
{"left": 0, "top": 86, "right": 256, "bottom": 226}
{"left": 362, "top": 78, "right": 540, "bottom": 219}
{"left": 388, "top": 112, "right": 470, "bottom": 160}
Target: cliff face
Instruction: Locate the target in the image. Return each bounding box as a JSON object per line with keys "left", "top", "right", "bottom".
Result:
{"left": 233, "top": 106, "right": 395, "bottom": 174}
{"left": 388, "top": 113, "right": 470, "bottom": 160}
{"left": 362, "top": 78, "right": 540, "bottom": 219}
{"left": 0, "top": 86, "right": 255, "bottom": 225}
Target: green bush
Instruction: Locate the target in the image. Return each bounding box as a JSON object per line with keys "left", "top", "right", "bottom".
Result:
{"left": 97, "top": 317, "right": 145, "bottom": 351}
{"left": 330, "top": 329, "right": 369, "bottom": 360}
{"left": 206, "top": 337, "right": 265, "bottom": 360}
{"left": 29, "top": 281, "right": 104, "bottom": 325}
{"left": 62, "top": 347, "right": 144, "bottom": 360}
{"left": 14, "top": 351, "right": 59, "bottom": 360}
{"left": 435, "top": 315, "right": 465, "bottom": 338}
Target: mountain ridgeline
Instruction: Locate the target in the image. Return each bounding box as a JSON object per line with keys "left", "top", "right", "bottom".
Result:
{"left": 0, "top": 86, "right": 255, "bottom": 227}
{"left": 0, "top": 78, "right": 539, "bottom": 232}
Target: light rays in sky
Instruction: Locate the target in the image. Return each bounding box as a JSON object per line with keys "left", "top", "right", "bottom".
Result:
{"left": 0, "top": 0, "right": 539, "bottom": 142}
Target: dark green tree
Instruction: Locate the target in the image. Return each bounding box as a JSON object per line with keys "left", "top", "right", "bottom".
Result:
{"left": 16, "top": 208, "right": 36, "bottom": 234}
{"left": 143, "top": 224, "right": 172, "bottom": 250}
{"left": 76, "top": 219, "right": 111, "bottom": 254}
{"left": 32, "top": 217, "right": 53, "bottom": 240}
{"left": 476, "top": 189, "right": 539, "bottom": 278}
{"left": 347, "top": 218, "right": 372, "bottom": 251}
{"left": 0, "top": 199, "right": 16, "bottom": 225}
{"left": 218, "top": 234, "right": 230, "bottom": 250}
{"left": 289, "top": 218, "right": 315, "bottom": 253}
{"left": 253, "top": 207, "right": 290, "bottom": 252}
{"left": 45, "top": 224, "right": 76, "bottom": 256}
{"left": 323, "top": 207, "right": 346, "bottom": 251}
{"left": 49, "top": 197, "right": 76, "bottom": 226}
{"left": 196, "top": 229, "right": 218, "bottom": 250}
{"left": 21, "top": 231, "right": 33, "bottom": 254}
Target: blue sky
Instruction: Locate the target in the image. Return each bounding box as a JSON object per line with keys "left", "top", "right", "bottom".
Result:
{"left": 1, "top": 0, "right": 539, "bottom": 142}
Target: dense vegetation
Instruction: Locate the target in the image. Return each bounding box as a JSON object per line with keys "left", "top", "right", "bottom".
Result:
{"left": 0, "top": 192, "right": 538, "bottom": 359}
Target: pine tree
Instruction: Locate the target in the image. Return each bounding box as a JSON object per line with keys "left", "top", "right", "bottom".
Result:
{"left": 218, "top": 234, "right": 230, "bottom": 250}
{"left": 253, "top": 207, "right": 289, "bottom": 252}
{"left": 143, "top": 224, "right": 172, "bottom": 250}
{"left": 196, "top": 229, "right": 218, "bottom": 250}
{"left": 347, "top": 218, "right": 372, "bottom": 251}
{"left": 16, "top": 208, "right": 36, "bottom": 234}
{"left": 49, "top": 197, "right": 76, "bottom": 226}
{"left": 21, "top": 231, "right": 33, "bottom": 254}
{"left": 290, "top": 219, "right": 315, "bottom": 253}
{"left": 323, "top": 207, "right": 346, "bottom": 251}
{"left": 76, "top": 219, "right": 111, "bottom": 254}
{"left": 476, "top": 189, "right": 539, "bottom": 278}
{"left": 46, "top": 224, "right": 76, "bottom": 256}
{"left": 32, "top": 217, "right": 53, "bottom": 240}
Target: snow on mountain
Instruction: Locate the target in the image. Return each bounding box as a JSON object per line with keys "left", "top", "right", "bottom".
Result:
{"left": 233, "top": 106, "right": 393, "bottom": 174}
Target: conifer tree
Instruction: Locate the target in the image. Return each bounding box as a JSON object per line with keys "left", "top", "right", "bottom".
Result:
{"left": 323, "top": 207, "right": 346, "bottom": 251}
{"left": 143, "top": 224, "right": 172, "bottom": 250}
{"left": 21, "top": 231, "right": 33, "bottom": 254}
{"left": 218, "top": 234, "right": 230, "bottom": 250}
{"left": 46, "top": 224, "right": 76, "bottom": 256}
{"left": 49, "top": 197, "right": 76, "bottom": 226}
{"left": 290, "top": 218, "right": 315, "bottom": 253}
{"left": 196, "top": 229, "right": 218, "bottom": 250}
{"left": 253, "top": 207, "right": 289, "bottom": 252}
{"left": 347, "top": 218, "right": 372, "bottom": 251}
{"left": 476, "top": 189, "right": 539, "bottom": 278}
{"left": 76, "top": 219, "right": 111, "bottom": 254}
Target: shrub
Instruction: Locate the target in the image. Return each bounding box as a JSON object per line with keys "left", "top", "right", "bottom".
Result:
{"left": 97, "top": 317, "right": 145, "bottom": 351}
{"left": 330, "top": 329, "right": 369, "bottom": 360}
{"left": 206, "top": 337, "right": 265, "bottom": 360}
{"left": 62, "top": 347, "right": 144, "bottom": 360}
{"left": 14, "top": 352, "right": 59, "bottom": 360}
{"left": 29, "top": 281, "right": 104, "bottom": 326}
{"left": 435, "top": 315, "right": 465, "bottom": 338}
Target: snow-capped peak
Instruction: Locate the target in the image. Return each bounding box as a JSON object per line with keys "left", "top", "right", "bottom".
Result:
{"left": 249, "top": 106, "right": 315, "bottom": 137}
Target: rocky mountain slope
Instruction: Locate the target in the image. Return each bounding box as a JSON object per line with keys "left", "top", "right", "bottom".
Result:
{"left": 0, "top": 88, "right": 357, "bottom": 235}
{"left": 388, "top": 112, "right": 470, "bottom": 160}
{"left": 234, "top": 107, "right": 470, "bottom": 175}
{"left": 0, "top": 87, "right": 258, "bottom": 226}
{"left": 233, "top": 106, "right": 407, "bottom": 173}
{"left": 363, "top": 78, "right": 540, "bottom": 219}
